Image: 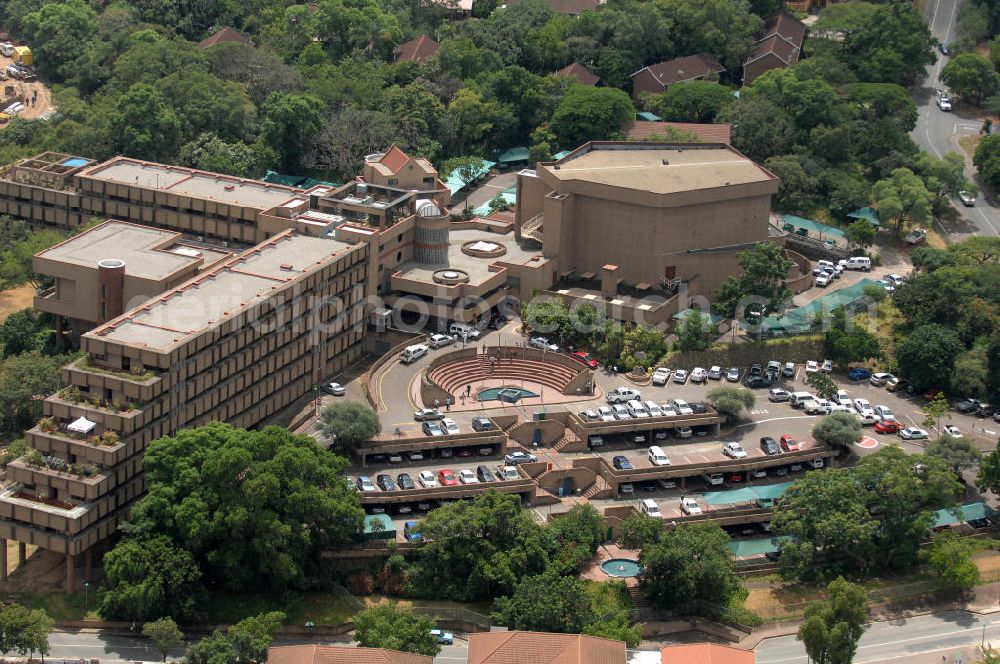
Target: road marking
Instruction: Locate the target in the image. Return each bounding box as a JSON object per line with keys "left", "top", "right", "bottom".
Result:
{"left": 736, "top": 415, "right": 815, "bottom": 428}
{"left": 750, "top": 409, "right": 770, "bottom": 415}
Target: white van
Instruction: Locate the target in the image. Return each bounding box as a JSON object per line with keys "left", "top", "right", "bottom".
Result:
{"left": 627, "top": 400, "right": 650, "bottom": 418}
{"left": 400, "top": 344, "right": 429, "bottom": 364}
{"left": 791, "top": 391, "right": 817, "bottom": 408}
{"left": 641, "top": 499, "right": 662, "bottom": 517}
{"left": 844, "top": 256, "right": 871, "bottom": 271}
{"left": 647, "top": 446, "right": 671, "bottom": 466}
{"left": 449, "top": 322, "right": 481, "bottom": 340}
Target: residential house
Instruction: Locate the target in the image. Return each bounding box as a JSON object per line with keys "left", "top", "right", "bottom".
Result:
{"left": 395, "top": 35, "right": 439, "bottom": 63}
{"left": 269, "top": 645, "right": 432, "bottom": 664}
{"left": 631, "top": 54, "right": 726, "bottom": 101}
{"left": 468, "top": 631, "right": 626, "bottom": 664}
{"left": 197, "top": 26, "right": 253, "bottom": 49}
{"left": 743, "top": 12, "right": 806, "bottom": 85}
{"left": 661, "top": 643, "right": 756, "bottom": 664}
{"left": 555, "top": 62, "right": 600, "bottom": 86}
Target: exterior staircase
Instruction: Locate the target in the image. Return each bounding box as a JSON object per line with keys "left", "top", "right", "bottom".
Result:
{"left": 583, "top": 476, "right": 612, "bottom": 499}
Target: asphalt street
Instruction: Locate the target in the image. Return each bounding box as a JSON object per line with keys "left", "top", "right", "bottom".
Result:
{"left": 913, "top": 0, "right": 1000, "bottom": 238}
{"left": 757, "top": 610, "right": 1000, "bottom": 664}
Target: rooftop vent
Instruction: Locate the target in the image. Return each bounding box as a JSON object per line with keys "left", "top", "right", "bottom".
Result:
{"left": 280, "top": 263, "right": 294, "bottom": 271}
{"left": 223, "top": 184, "right": 235, "bottom": 191}
{"left": 662, "top": 158, "right": 669, "bottom": 165}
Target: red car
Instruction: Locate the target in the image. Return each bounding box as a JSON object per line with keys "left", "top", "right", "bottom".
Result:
{"left": 571, "top": 351, "right": 599, "bottom": 369}
{"left": 874, "top": 419, "right": 901, "bottom": 434}
{"left": 456, "top": 448, "right": 474, "bottom": 457}
{"left": 779, "top": 435, "right": 800, "bottom": 452}
{"left": 923, "top": 389, "right": 945, "bottom": 402}
{"left": 726, "top": 472, "right": 744, "bottom": 484}
{"left": 438, "top": 469, "right": 458, "bottom": 486}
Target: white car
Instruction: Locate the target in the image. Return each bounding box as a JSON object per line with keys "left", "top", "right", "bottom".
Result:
{"left": 852, "top": 398, "right": 873, "bottom": 415}
{"left": 870, "top": 372, "right": 893, "bottom": 387}
{"left": 880, "top": 279, "right": 896, "bottom": 293}
{"left": 680, "top": 496, "right": 702, "bottom": 515}
{"left": 814, "top": 260, "right": 836, "bottom": 274}
{"left": 943, "top": 424, "right": 963, "bottom": 438}
{"left": 429, "top": 333, "right": 455, "bottom": 349}
{"left": 322, "top": 381, "right": 346, "bottom": 396}
{"left": 958, "top": 190, "right": 977, "bottom": 207}
{"left": 708, "top": 366, "right": 723, "bottom": 380}
{"left": 937, "top": 95, "right": 952, "bottom": 111}
{"left": 673, "top": 369, "right": 689, "bottom": 383}
{"left": 659, "top": 403, "right": 678, "bottom": 417}
{"left": 899, "top": 427, "right": 929, "bottom": 440}
{"left": 873, "top": 405, "right": 894, "bottom": 422}
{"left": 815, "top": 271, "right": 833, "bottom": 287}
{"left": 652, "top": 367, "right": 671, "bottom": 385}
{"left": 804, "top": 399, "right": 832, "bottom": 415}
{"left": 675, "top": 426, "right": 693, "bottom": 438}
{"left": 418, "top": 471, "right": 438, "bottom": 488}
{"left": 822, "top": 359, "right": 833, "bottom": 373}
{"left": 612, "top": 404, "right": 631, "bottom": 420}
{"left": 670, "top": 399, "right": 693, "bottom": 415}
{"left": 529, "top": 336, "right": 559, "bottom": 352}
{"left": 828, "top": 404, "right": 852, "bottom": 414}
{"left": 607, "top": 387, "right": 642, "bottom": 403}
{"left": 441, "top": 418, "right": 460, "bottom": 434}
{"left": 458, "top": 469, "right": 478, "bottom": 484}
{"left": 597, "top": 406, "right": 616, "bottom": 421}
{"left": 691, "top": 367, "right": 708, "bottom": 383}
{"left": 726, "top": 367, "right": 740, "bottom": 382}
{"left": 805, "top": 361, "right": 819, "bottom": 374}
{"left": 886, "top": 274, "right": 905, "bottom": 287}
{"left": 906, "top": 228, "right": 927, "bottom": 244}
{"left": 723, "top": 442, "right": 748, "bottom": 459}
{"left": 836, "top": 389, "right": 851, "bottom": 406}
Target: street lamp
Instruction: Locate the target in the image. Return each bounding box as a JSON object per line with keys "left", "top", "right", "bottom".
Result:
{"left": 84, "top": 581, "right": 90, "bottom": 612}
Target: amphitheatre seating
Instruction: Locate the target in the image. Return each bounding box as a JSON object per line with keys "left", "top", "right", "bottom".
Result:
{"left": 427, "top": 353, "right": 582, "bottom": 397}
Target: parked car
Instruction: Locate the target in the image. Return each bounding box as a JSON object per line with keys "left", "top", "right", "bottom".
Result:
{"left": 779, "top": 435, "right": 801, "bottom": 452}
{"left": 430, "top": 630, "right": 454, "bottom": 645}
{"left": 937, "top": 95, "right": 952, "bottom": 111}
{"left": 529, "top": 336, "right": 559, "bottom": 351}
{"left": 418, "top": 470, "right": 438, "bottom": 488}
{"left": 723, "top": 442, "right": 748, "bottom": 459}
{"left": 848, "top": 367, "right": 872, "bottom": 381}
{"left": 572, "top": 351, "right": 599, "bottom": 368}
{"left": 805, "top": 360, "right": 819, "bottom": 374}
{"left": 437, "top": 469, "right": 459, "bottom": 486}
{"left": 376, "top": 474, "right": 397, "bottom": 491}
{"left": 322, "top": 381, "right": 346, "bottom": 396}
{"left": 743, "top": 375, "right": 773, "bottom": 389}
{"left": 471, "top": 416, "right": 494, "bottom": 431}
{"left": 579, "top": 409, "right": 600, "bottom": 421}
{"left": 978, "top": 404, "right": 996, "bottom": 418}
{"left": 815, "top": 271, "right": 833, "bottom": 287}
{"left": 782, "top": 362, "right": 795, "bottom": 377}
{"left": 956, "top": 398, "right": 983, "bottom": 414}
{"left": 397, "top": 473, "right": 416, "bottom": 490}
{"left": 943, "top": 424, "right": 963, "bottom": 438}
{"left": 670, "top": 399, "right": 693, "bottom": 415}
{"left": 652, "top": 367, "right": 671, "bottom": 385}
{"left": 760, "top": 437, "right": 780, "bottom": 455}
{"left": 613, "top": 455, "right": 633, "bottom": 470}
{"left": 421, "top": 421, "right": 446, "bottom": 436}
{"left": 708, "top": 366, "right": 723, "bottom": 380}
{"left": 822, "top": 359, "right": 833, "bottom": 373}
{"left": 680, "top": 496, "right": 702, "bottom": 515}
{"left": 874, "top": 419, "right": 901, "bottom": 434}
{"left": 414, "top": 408, "right": 443, "bottom": 421}
{"left": 404, "top": 521, "right": 423, "bottom": 542}
{"left": 597, "top": 406, "right": 616, "bottom": 421}
{"left": 899, "top": 427, "right": 929, "bottom": 440}
{"left": 768, "top": 387, "right": 791, "bottom": 403}
{"left": 870, "top": 372, "right": 893, "bottom": 387}
{"left": 672, "top": 369, "right": 689, "bottom": 384}
{"left": 408, "top": 450, "right": 424, "bottom": 461}
{"left": 905, "top": 228, "right": 928, "bottom": 244}
{"left": 458, "top": 469, "right": 478, "bottom": 484}
{"left": 355, "top": 476, "right": 376, "bottom": 492}
{"left": 607, "top": 387, "right": 642, "bottom": 403}
{"left": 691, "top": 367, "right": 708, "bottom": 383}
{"left": 441, "top": 418, "right": 460, "bottom": 434}
{"left": 836, "top": 389, "right": 851, "bottom": 406}
{"left": 611, "top": 404, "right": 631, "bottom": 420}
{"left": 726, "top": 367, "right": 740, "bottom": 382}
{"left": 873, "top": 405, "right": 894, "bottom": 421}
{"left": 429, "top": 333, "right": 455, "bottom": 349}
{"left": 674, "top": 426, "right": 693, "bottom": 438}
{"left": 958, "top": 190, "right": 976, "bottom": 207}
{"left": 476, "top": 465, "right": 496, "bottom": 482}
{"left": 504, "top": 451, "right": 538, "bottom": 465}
{"left": 619, "top": 483, "right": 634, "bottom": 494}
{"left": 886, "top": 376, "right": 905, "bottom": 392}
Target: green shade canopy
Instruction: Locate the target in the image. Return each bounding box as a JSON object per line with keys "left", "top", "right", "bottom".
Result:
{"left": 496, "top": 147, "right": 530, "bottom": 164}
{"left": 445, "top": 159, "right": 496, "bottom": 195}
{"left": 552, "top": 150, "right": 572, "bottom": 160}
{"left": 673, "top": 309, "right": 724, "bottom": 326}
{"left": 261, "top": 171, "right": 340, "bottom": 189}
{"left": 362, "top": 513, "right": 396, "bottom": 540}
{"left": 747, "top": 279, "right": 884, "bottom": 335}
{"left": 728, "top": 536, "right": 793, "bottom": 557}
{"left": 931, "top": 502, "right": 997, "bottom": 529}
{"left": 781, "top": 214, "right": 847, "bottom": 242}
{"left": 847, "top": 207, "right": 881, "bottom": 226}
{"left": 636, "top": 111, "right": 663, "bottom": 121}
{"left": 703, "top": 482, "right": 793, "bottom": 506}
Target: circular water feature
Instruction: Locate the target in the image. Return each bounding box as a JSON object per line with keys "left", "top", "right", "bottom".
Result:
{"left": 477, "top": 386, "right": 540, "bottom": 403}
{"left": 601, "top": 558, "right": 641, "bottom": 578}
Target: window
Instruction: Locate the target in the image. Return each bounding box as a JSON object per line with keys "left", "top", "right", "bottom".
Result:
{"left": 388, "top": 179, "right": 398, "bottom": 186}
{"left": 396, "top": 251, "right": 402, "bottom": 262}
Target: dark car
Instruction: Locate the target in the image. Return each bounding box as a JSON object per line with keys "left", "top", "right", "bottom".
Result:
{"left": 848, "top": 367, "right": 873, "bottom": 381}
{"left": 760, "top": 437, "right": 780, "bottom": 455}
{"left": 397, "top": 473, "right": 416, "bottom": 490}
{"left": 613, "top": 455, "right": 634, "bottom": 470}
{"left": 979, "top": 404, "right": 996, "bottom": 418}
{"left": 476, "top": 464, "right": 496, "bottom": 482}
{"left": 956, "top": 398, "right": 982, "bottom": 414}
{"left": 471, "top": 416, "right": 494, "bottom": 432}
{"left": 749, "top": 363, "right": 763, "bottom": 376}
{"left": 743, "top": 375, "right": 773, "bottom": 389}
{"left": 376, "top": 474, "right": 397, "bottom": 491}
{"left": 689, "top": 402, "right": 708, "bottom": 414}
{"left": 938, "top": 42, "right": 950, "bottom": 55}
{"left": 967, "top": 517, "right": 991, "bottom": 529}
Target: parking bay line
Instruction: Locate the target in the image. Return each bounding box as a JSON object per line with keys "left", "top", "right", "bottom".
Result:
{"left": 736, "top": 415, "right": 816, "bottom": 428}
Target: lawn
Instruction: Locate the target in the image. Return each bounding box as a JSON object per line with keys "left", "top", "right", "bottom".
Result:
{"left": 202, "top": 591, "right": 360, "bottom": 626}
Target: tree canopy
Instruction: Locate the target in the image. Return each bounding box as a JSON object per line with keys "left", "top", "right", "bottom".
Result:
{"left": 798, "top": 577, "right": 868, "bottom": 664}
{"left": 354, "top": 603, "right": 441, "bottom": 656}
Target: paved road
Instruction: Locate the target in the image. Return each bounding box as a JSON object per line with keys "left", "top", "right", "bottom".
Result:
{"left": 912, "top": 0, "right": 1000, "bottom": 238}
{"left": 757, "top": 610, "right": 1000, "bottom": 664}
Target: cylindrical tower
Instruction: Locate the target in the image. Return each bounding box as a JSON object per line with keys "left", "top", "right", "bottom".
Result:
{"left": 97, "top": 258, "right": 125, "bottom": 323}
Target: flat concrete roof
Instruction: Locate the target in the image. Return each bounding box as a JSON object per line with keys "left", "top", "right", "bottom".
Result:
{"left": 394, "top": 228, "right": 545, "bottom": 287}
{"left": 88, "top": 233, "right": 356, "bottom": 352}
{"left": 35, "top": 221, "right": 228, "bottom": 281}
{"left": 542, "top": 143, "right": 775, "bottom": 194}
{"left": 81, "top": 158, "right": 306, "bottom": 210}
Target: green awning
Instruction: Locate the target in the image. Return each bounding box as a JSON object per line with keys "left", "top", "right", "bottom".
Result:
{"left": 673, "top": 309, "right": 724, "bottom": 326}
{"left": 847, "top": 207, "right": 881, "bottom": 227}
{"left": 445, "top": 159, "right": 495, "bottom": 195}
{"left": 636, "top": 112, "right": 662, "bottom": 122}
{"left": 497, "top": 147, "right": 530, "bottom": 164}
{"left": 728, "top": 536, "right": 793, "bottom": 557}
{"left": 361, "top": 513, "right": 396, "bottom": 540}
{"left": 931, "top": 502, "right": 997, "bottom": 529}
{"left": 261, "top": 170, "right": 340, "bottom": 189}
{"left": 781, "top": 214, "right": 847, "bottom": 242}
{"left": 552, "top": 150, "right": 572, "bottom": 160}
{"left": 703, "top": 482, "right": 793, "bottom": 506}
{"left": 747, "top": 278, "right": 884, "bottom": 335}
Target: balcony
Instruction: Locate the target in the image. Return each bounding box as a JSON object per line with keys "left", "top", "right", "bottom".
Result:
{"left": 63, "top": 357, "right": 164, "bottom": 403}
{"left": 28, "top": 417, "right": 127, "bottom": 466}
{"left": 6, "top": 455, "right": 113, "bottom": 503}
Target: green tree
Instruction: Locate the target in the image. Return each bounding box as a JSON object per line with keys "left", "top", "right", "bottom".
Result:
{"left": 713, "top": 242, "right": 794, "bottom": 320}
{"left": 184, "top": 612, "right": 285, "bottom": 664}
{"left": 549, "top": 504, "right": 606, "bottom": 557}
{"left": 845, "top": 219, "right": 876, "bottom": 251}
{"left": 550, "top": 85, "right": 634, "bottom": 148}
{"left": 646, "top": 81, "right": 733, "bottom": 123}
{"left": 797, "top": 577, "right": 868, "bottom": 664}
{"left": 926, "top": 435, "right": 981, "bottom": 473}
{"left": 99, "top": 535, "right": 203, "bottom": 622}
{"left": 178, "top": 133, "right": 266, "bottom": 179}
{"left": 806, "top": 372, "right": 840, "bottom": 401}
{"left": 844, "top": 3, "right": 935, "bottom": 85}
{"left": 444, "top": 156, "right": 487, "bottom": 211}
{"left": 317, "top": 401, "right": 381, "bottom": 454}
{"left": 748, "top": 68, "right": 844, "bottom": 132}
{"left": 260, "top": 93, "right": 327, "bottom": 173}
{"left": 975, "top": 135, "right": 1000, "bottom": 192}
{"left": 980, "top": 441, "right": 1000, "bottom": 495}
{"left": 354, "top": 603, "right": 440, "bottom": 656}
{"left": 617, "top": 513, "right": 664, "bottom": 550}
{"left": 488, "top": 193, "right": 511, "bottom": 214}
{"left": 675, "top": 311, "right": 715, "bottom": 352}
{"left": 110, "top": 84, "right": 182, "bottom": 162}
{"left": 952, "top": 347, "right": 990, "bottom": 400}
{"left": 718, "top": 97, "right": 796, "bottom": 163}
{"left": 0, "top": 230, "right": 65, "bottom": 289}
{"left": 492, "top": 571, "right": 596, "bottom": 634}
{"left": 142, "top": 617, "right": 183, "bottom": 662}
{"left": 0, "top": 309, "right": 53, "bottom": 357}
{"left": 658, "top": 0, "right": 761, "bottom": 72}
{"left": 22, "top": 0, "right": 98, "bottom": 82}
{"left": 925, "top": 529, "right": 980, "bottom": 591}
{"left": 765, "top": 155, "right": 820, "bottom": 212}
{"left": 942, "top": 53, "right": 1000, "bottom": 106}
{"left": 0, "top": 351, "right": 70, "bottom": 435}
{"left": 897, "top": 324, "right": 964, "bottom": 393}
{"left": 706, "top": 386, "right": 755, "bottom": 424}
{"left": 124, "top": 423, "right": 363, "bottom": 592}
{"left": 824, "top": 326, "right": 882, "bottom": 369}
{"left": 812, "top": 412, "right": 862, "bottom": 450}
{"left": 922, "top": 391, "right": 951, "bottom": 430}
{"left": 845, "top": 83, "right": 919, "bottom": 132}
{"left": 0, "top": 604, "right": 53, "bottom": 661}
{"left": 951, "top": 237, "right": 1000, "bottom": 266}
{"left": 873, "top": 167, "right": 933, "bottom": 237}
{"left": 639, "top": 522, "right": 739, "bottom": 618}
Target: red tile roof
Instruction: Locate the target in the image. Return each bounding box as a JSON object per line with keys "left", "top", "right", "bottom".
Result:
{"left": 555, "top": 62, "right": 600, "bottom": 86}
{"left": 395, "top": 35, "right": 440, "bottom": 63}
{"left": 633, "top": 54, "right": 726, "bottom": 88}
{"left": 268, "top": 646, "right": 431, "bottom": 664}
{"left": 468, "top": 631, "right": 626, "bottom": 664}
{"left": 661, "top": 644, "right": 756, "bottom": 664}
{"left": 763, "top": 12, "right": 806, "bottom": 48}
{"left": 621, "top": 121, "right": 731, "bottom": 144}
{"left": 197, "top": 26, "right": 252, "bottom": 50}
{"left": 377, "top": 144, "right": 411, "bottom": 174}
{"left": 745, "top": 33, "right": 801, "bottom": 67}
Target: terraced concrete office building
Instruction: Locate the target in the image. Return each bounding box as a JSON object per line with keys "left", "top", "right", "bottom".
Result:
{"left": 0, "top": 228, "right": 368, "bottom": 589}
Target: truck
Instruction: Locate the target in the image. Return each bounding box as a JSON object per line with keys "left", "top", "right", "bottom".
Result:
{"left": 905, "top": 228, "right": 927, "bottom": 245}
{"left": 0, "top": 43, "right": 13, "bottom": 57}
